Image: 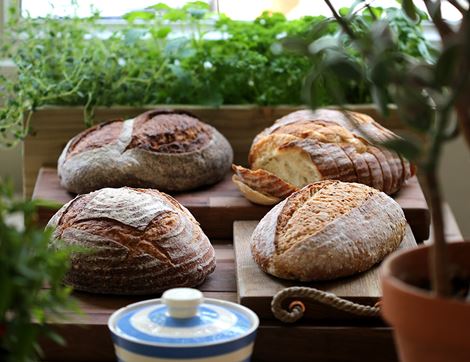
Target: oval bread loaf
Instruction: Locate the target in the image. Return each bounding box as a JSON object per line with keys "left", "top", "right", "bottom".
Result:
{"left": 250, "top": 180, "right": 406, "bottom": 281}
{"left": 234, "top": 109, "right": 414, "bottom": 205}
{"left": 47, "top": 187, "right": 216, "bottom": 294}
{"left": 58, "top": 110, "right": 233, "bottom": 194}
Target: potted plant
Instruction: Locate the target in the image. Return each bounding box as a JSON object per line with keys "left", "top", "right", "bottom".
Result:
{"left": 282, "top": 0, "right": 470, "bottom": 360}
{"left": 0, "top": 2, "right": 434, "bottom": 197}
{"left": 0, "top": 180, "right": 78, "bottom": 362}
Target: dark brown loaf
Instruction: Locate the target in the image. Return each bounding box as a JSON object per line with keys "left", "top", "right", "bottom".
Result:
{"left": 47, "top": 187, "right": 216, "bottom": 295}
{"left": 234, "top": 109, "right": 414, "bottom": 205}
{"left": 250, "top": 180, "right": 406, "bottom": 281}
{"left": 58, "top": 110, "right": 233, "bottom": 194}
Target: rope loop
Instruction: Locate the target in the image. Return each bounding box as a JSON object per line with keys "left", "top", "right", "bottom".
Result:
{"left": 271, "top": 286, "right": 381, "bottom": 323}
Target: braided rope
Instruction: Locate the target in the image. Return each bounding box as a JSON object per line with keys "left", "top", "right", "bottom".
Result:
{"left": 271, "top": 286, "right": 381, "bottom": 323}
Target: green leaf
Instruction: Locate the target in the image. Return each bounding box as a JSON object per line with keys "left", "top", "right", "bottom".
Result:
{"left": 182, "top": 1, "right": 211, "bottom": 11}
{"left": 123, "top": 28, "right": 147, "bottom": 45}
{"left": 401, "top": 0, "right": 418, "bottom": 22}
{"left": 308, "top": 35, "right": 338, "bottom": 54}
{"left": 31, "top": 199, "right": 62, "bottom": 210}
{"left": 381, "top": 138, "right": 421, "bottom": 160}
{"left": 281, "top": 37, "right": 309, "bottom": 55}
{"left": 163, "top": 9, "right": 188, "bottom": 21}
{"left": 324, "top": 51, "right": 362, "bottom": 81}
{"left": 151, "top": 26, "right": 171, "bottom": 39}
{"left": 123, "top": 10, "right": 155, "bottom": 22}
{"left": 147, "top": 3, "right": 171, "bottom": 12}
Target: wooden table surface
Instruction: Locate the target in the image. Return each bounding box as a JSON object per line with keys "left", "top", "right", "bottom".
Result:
{"left": 33, "top": 167, "right": 431, "bottom": 241}
{"left": 40, "top": 207, "right": 463, "bottom": 362}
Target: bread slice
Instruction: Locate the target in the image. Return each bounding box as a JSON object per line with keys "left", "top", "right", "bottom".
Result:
{"left": 232, "top": 165, "right": 298, "bottom": 205}
{"left": 250, "top": 181, "right": 406, "bottom": 281}
{"left": 246, "top": 109, "right": 412, "bottom": 196}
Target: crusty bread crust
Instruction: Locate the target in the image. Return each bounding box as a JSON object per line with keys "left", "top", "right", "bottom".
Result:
{"left": 58, "top": 110, "right": 233, "bottom": 194}
{"left": 47, "top": 187, "right": 216, "bottom": 295}
{"left": 251, "top": 181, "right": 406, "bottom": 281}
{"left": 241, "top": 109, "right": 412, "bottom": 199}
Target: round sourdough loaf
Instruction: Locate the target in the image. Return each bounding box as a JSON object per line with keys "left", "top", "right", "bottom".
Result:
{"left": 47, "top": 187, "right": 216, "bottom": 294}
{"left": 58, "top": 110, "right": 233, "bottom": 194}
{"left": 250, "top": 180, "right": 406, "bottom": 281}
{"left": 233, "top": 109, "right": 415, "bottom": 205}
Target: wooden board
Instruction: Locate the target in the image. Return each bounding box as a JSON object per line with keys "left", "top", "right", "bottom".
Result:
{"left": 39, "top": 242, "right": 397, "bottom": 362}
{"left": 33, "top": 167, "right": 430, "bottom": 240}
{"left": 37, "top": 208, "right": 464, "bottom": 362}
{"left": 23, "top": 104, "right": 408, "bottom": 198}
{"left": 234, "top": 221, "right": 417, "bottom": 321}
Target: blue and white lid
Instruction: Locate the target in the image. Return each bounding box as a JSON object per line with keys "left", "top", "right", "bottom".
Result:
{"left": 108, "top": 288, "right": 259, "bottom": 347}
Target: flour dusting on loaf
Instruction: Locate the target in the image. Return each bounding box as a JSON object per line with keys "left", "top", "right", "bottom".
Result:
{"left": 250, "top": 180, "right": 406, "bottom": 281}
{"left": 47, "top": 187, "right": 216, "bottom": 295}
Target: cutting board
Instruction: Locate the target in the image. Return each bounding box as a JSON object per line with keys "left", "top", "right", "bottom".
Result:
{"left": 233, "top": 221, "right": 417, "bottom": 321}
{"left": 32, "top": 167, "right": 430, "bottom": 240}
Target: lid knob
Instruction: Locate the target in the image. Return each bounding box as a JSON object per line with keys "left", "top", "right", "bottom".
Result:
{"left": 162, "top": 288, "right": 203, "bottom": 319}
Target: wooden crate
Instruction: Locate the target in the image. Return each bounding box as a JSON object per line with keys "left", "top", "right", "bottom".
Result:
{"left": 23, "top": 104, "right": 407, "bottom": 198}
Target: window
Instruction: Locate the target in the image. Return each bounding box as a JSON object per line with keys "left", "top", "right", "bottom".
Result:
{"left": 20, "top": 0, "right": 465, "bottom": 21}
{"left": 21, "top": 0, "right": 214, "bottom": 18}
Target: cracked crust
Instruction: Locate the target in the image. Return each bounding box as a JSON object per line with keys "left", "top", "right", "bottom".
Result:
{"left": 250, "top": 180, "right": 406, "bottom": 281}
{"left": 58, "top": 110, "right": 233, "bottom": 194}
{"left": 47, "top": 187, "right": 216, "bottom": 295}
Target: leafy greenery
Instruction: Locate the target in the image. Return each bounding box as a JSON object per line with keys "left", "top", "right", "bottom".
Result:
{"left": 0, "top": 180, "right": 78, "bottom": 361}
{"left": 293, "top": 0, "right": 470, "bottom": 297}
{"left": 0, "top": 1, "right": 433, "bottom": 146}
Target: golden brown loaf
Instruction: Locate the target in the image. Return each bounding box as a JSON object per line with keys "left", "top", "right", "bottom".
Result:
{"left": 250, "top": 180, "right": 406, "bottom": 281}
{"left": 47, "top": 187, "right": 216, "bottom": 295}
{"left": 58, "top": 110, "right": 233, "bottom": 194}
{"left": 234, "top": 109, "right": 414, "bottom": 205}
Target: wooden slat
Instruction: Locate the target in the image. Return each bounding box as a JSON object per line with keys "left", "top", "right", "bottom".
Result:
{"left": 23, "top": 104, "right": 406, "bottom": 199}
{"left": 32, "top": 167, "right": 430, "bottom": 240}
{"left": 234, "top": 221, "right": 417, "bottom": 321}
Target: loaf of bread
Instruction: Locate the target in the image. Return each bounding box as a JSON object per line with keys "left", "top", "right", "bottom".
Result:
{"left": 233, "top": 109, "right": 414, "bottom": 205}
{"left": 251, "top": 180, "right": 406, "bottom": 281}
{"left": 47, "top": 187, "right": 216, "bottom": 294}
{"left": 58, "top": 110, "right": 233, "bottom": 194}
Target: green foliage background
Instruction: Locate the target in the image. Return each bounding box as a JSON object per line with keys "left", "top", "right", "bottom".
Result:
{"left": 0, "top": 1, "right": 433, "bottom": 145}
{"left": 0, "top": 181, "right": 77, "bottom": 362}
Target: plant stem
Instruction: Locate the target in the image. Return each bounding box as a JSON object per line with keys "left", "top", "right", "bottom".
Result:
{"left": 323, "top": 0, "right": 357, "bottom": 40}
{"left": 423, "top": 167, "right": 451, "bottom": 297}
{"left": 423, "top": 107, "right": 452, "bottom": 297}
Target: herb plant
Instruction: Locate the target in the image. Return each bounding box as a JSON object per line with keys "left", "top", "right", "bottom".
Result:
{"left": 0, "top": 2, "right": 433, "bottom": 146}
{"left": 0, "top": 180, "right": 77, "bottom": 361}
{"left": 290, "top": 0, "right": 470, "bottom": 296}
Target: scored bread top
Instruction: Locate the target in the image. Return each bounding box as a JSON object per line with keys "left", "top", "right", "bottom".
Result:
{"left": 126, "top": 110, "right": 212, "bottom": 153}
{"left": 66, "top": 120, "right": 124, "bottom": 160}
{"left": 66, "top": 110, "right": 212, "bottom": 159}
{"left": 246, "top": 109, "right": 413, "bottom": 196}
{"left": 275, "top": 180, "right": 374, "bottom": 254}
{"left": 48, "top": 187, "right": 216, "bottom": 295}
{"left": 250, "top": 180, "right": 406, "bottom": 281}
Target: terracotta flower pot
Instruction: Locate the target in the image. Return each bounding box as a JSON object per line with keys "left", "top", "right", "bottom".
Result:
{"left": 381, "top": 241, "right": 470, "bottom": 362}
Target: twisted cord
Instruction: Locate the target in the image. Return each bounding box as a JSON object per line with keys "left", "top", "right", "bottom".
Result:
{"left": 271, "top": 286, "right": 381, "bottom": 323}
